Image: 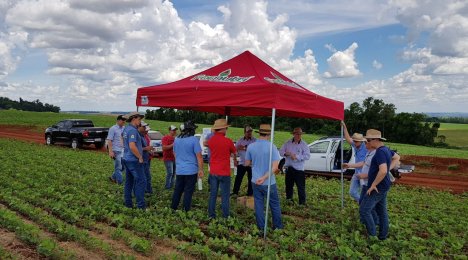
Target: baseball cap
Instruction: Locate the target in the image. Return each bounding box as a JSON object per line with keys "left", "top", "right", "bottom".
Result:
{"left": 169, "top": 125, "right": 178, "bottom": 131}
{"left": 140, "top": 121, "right": 149, "bottom": 127}
{"left": 124, "top": 112, "right": 144, "bottom": 122}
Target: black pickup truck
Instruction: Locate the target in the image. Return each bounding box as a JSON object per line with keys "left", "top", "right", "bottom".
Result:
{"left": 44, "top": 119, "right": 109, "bottom": 149}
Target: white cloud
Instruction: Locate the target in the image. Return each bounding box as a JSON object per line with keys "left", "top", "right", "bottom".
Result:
{"left": 0, "top": 0, "right": 325, "bottom": 111}
{"left": 372, "top": 60, "right": 382, "bottom": 70}
{"left": 323, "top": 42, "right": 361, "bottom": 78}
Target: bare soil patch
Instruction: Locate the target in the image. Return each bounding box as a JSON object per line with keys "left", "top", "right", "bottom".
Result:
{"left": 0, "top": 228, "right": 44, "bottom": 260}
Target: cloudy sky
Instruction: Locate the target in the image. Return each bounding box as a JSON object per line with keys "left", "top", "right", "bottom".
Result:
{"left": 1, "top": 0, "right": 467, "bottom": 113}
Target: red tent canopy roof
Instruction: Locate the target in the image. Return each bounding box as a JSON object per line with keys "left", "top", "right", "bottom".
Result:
{"left": 136, "top": 51, "right": 343, "bottom": 120}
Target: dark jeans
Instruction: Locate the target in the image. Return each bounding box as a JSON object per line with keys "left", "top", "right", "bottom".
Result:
{"left": 144, "top": 161, "right": 153, "bottom": 194}
{"left": 252, "top": 184, "right": 283, "bottom": 230}
{"left": 285, "top": 166, "right": 306, "bottom": 204}
{"left": 359, "top": 190, "right": 389, "bottom": 240}
{"left": 122, "top": 160, "right": 146, "bottom": 209}
{"left": 208, "top": 175, "right": 231, "bottom": 218}
{"left": 232, "top": 165, "right": 253, "bottom": 196}
{"left": 171, "top": 174, "right": 197, "bottom": 211}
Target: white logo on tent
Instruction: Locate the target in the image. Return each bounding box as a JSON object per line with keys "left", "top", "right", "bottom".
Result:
{"left": 141, "top": 96, "right": 149, "bottom": 105}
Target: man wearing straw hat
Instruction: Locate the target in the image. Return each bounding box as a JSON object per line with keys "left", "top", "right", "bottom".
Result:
{"left": 245, "top": 124, "right": 283, "bottom": 230}
{"left": 207, "top": 119, "right": 237, "bottom": 219}
{"left": 341, "top": 121, "right": 368, "bottom": 203}
{"left": 279, "top": 127, "right": 311, "bottom": 205}
{"left": 360, "top": 129, "right": 395, "bottom": 240}
{"left": 122, "top": 112, "right": 146, "bottom": 209}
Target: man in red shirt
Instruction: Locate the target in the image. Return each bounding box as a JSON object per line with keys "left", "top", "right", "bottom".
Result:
{"left": 207, "top": 119, "right": 237, "bottom": 218}
{"left": 162, "top": 125, "right": 178, "bottom": 189}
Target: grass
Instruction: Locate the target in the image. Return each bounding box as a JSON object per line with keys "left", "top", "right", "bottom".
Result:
{"left": 437, "top": 123, "right": 468, "bottom": 148}
{"left": 0, "top": 138, "right": 467, "bottom": 258}
{"left": 1, "top": 109, "right": 468, "bottom": 158}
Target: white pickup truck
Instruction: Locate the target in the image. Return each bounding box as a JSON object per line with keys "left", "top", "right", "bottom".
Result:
{"left": 303, "top": 137, "right": 356, "bottom": 178}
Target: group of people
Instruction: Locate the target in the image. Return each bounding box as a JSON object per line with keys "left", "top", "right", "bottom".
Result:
{"left": 342, "top": 121, "right": 400, "bottom": 240}
{"left": 106, "top": 113, "right": 398, "bottom": 239}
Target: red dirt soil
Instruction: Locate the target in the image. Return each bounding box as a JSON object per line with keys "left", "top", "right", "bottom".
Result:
{"left": 1, "top": 125, "right": 467, "bottom": 194}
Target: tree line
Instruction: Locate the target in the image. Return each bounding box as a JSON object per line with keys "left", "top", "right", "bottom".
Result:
{"left": 145, "top": 97, "right": 442, "bottom": 146}
{"left": 0, "top": 97, "right": 60, "bottom": 113}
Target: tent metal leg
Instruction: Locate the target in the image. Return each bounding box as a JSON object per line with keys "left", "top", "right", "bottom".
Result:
{"left": 263, "top": 108, "right": 276, "bottom": 239}
{"left": 341, "top": 124, "right": 344, "bottom": 208}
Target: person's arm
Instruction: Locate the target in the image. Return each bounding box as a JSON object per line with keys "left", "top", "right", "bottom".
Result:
{"left": 231, "top": 141, "right": 238, "bottom": 167}
{"left": 106, "top": 128, "right": 115, "bottom": 157}
{"left": 367, "top": 163, "right": 388, "bottom": 194}
{"left": 279, "top": 142, "right": 289, "bottom": 157}
{"left": 162, "top": 137, "right": 174, "bottom": 151}
{"left": 343, "top": 161, "right": 365, "bottom": 169}
{"left": 196, "top": 152, "right": 204, "bottom": 178}
{"left": 244, "top": 159, "right": 251, "bottom": 167}
{"left": 129, "top": 142, "right": 143, "bottom": 163}
{"left": 389, "top": 152, "right": 400, "bottom": 170}
{"left": 357, "top": 173, "right": 368, "bottom": 179}
{"left": 256, "top": 160, "right": 280, "bottom": 185}
{"left": 341, "top": 121, "right": 353, "bottom": 145}
{"left": 294, "top": 142, "right": 311, "bottom": 161}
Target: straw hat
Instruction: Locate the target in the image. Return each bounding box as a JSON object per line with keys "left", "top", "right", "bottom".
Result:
{"left": 212, "top": 119, "right": 230, "bottom": 130}
{"left": 256, "top": 124, "right": 272, "bottom": 135}
{"left": 364, "top": 129, "right": 386, "bottom": 141}
{"left": 292, "top": 127, "right": 304, "bottom": 135}
{"left": 351, "top": 133, "right": 366, "bottom": 142}
{"left": 125, "top": 111, "right": 144, "bottom": 122}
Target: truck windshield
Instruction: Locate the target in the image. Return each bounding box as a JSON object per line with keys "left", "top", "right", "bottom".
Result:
{"left": 72, "top": 121, "right": 94, "bottom": 127}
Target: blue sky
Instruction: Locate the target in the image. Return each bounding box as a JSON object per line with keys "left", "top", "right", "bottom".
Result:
{"left": 0, "top": 0, "right": 467, "bottom": 112}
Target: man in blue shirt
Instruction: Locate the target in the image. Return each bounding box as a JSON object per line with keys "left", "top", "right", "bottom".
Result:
{"left": 245, "top": 124, "right": 283, "bottom": 230}
{"left": 279, "top": 127, "right": 310, "bottom": 205}
{"left": 342, "top": 121, "right": 368, "bottom": 203}
{"left": 107, "top": 115, "right": 126, "bottom": 184}
{"left": 122, "top": 112, "right": 146, "bottom": 209}
{"left": 360, "top": 129, "right": 396, "bottom": 240}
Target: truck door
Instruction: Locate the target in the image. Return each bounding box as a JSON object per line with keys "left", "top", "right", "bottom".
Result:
{"left": 304, "top": 140, "right": 331, "bottom": 172}
{"left": 53, "top": 121, "right": 66, "bottom": 142}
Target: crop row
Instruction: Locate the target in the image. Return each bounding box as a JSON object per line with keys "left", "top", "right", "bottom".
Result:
{"left": 0, "top": 138, "right": 467, "bottom": 258}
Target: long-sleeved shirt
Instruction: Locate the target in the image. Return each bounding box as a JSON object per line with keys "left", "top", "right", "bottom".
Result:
{"left": 236, "top": 136, "right": 256, "bottom": 165}
{"left": 279, "top": 138, "right": 310, "bottom": 171}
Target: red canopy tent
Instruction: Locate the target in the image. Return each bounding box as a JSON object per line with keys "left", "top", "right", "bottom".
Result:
{"left": 137, "top": 51, "right": 343, "bottom": 120}
{"left": 136, "top": 51, "right": 345, "bottom": 238}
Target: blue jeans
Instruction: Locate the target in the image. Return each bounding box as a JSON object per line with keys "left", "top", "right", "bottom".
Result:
{"left": 359, "top": 190, "right": 389, "bottom": 240}
{"left": 171, "top": 174, "right": 197, "bottom": 211}
{"left": 122, "top": 160, "right": 146, "bottom": 209}
{"left": 208, "top": 175, "right": 231, "bottom": 218}
{"left": 252, "top": 183, "right": 283, "bottom": 230}
{"left": 164, "top": 160, "right": 176, "bottom": 189}
{"left": 349, "top": 174, "right": 361, "bottom": 202}
{"left": 359, "top": 185, "right": 379, "bottom": 226}
{"left": 111, "top": 151, "right": 123, "bottom": 184}
{"left": 144, "top": 161, "right": 153, "bottom": 194}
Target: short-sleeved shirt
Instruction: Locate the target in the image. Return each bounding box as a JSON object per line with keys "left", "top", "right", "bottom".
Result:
{"left": 208, "top": 132, "right": 236, "bottom": 176}
{"left": 246, "top": 139, "right": 280, "bottom": 186}
{"left": 141, "top": 134, "right": 150, "bottom": 162}
{"left": 279, "top": 139, "right": 310, "bottom": 171}
{"left": 205, "top": 132, "right": 214, "bottom": 161}
{"left": 174, "top": 136, "right": 202, "bottom": 175}
{"left": 368, "top": 146, "right": 394, "bottom": 192}
{"left": 122, "top": 124, "right": 142, "bottom": 162}
{"left": 106, "top": 124, "right": 124, "bottom": 152}
{"left": 360, "top": 149, "right": 376, "bottom": 186}
{"left": 162, "top": 135, "right": 175, "bottom": 161}
{"left": 236, "top": 137, "right": 256, "bottom": 165}
{"left": 352, "top": 142, "right": 368, "bottom": 174}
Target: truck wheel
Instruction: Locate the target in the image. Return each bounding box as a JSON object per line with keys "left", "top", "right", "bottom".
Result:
{"left": 45, "top": 135, "right": 54, "bottom": 145}
{"left": 71, "top": 138, "right": 81, "bottom": 149}
{"left": 95, "top": 142, "right": 104, "bottom": 149}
